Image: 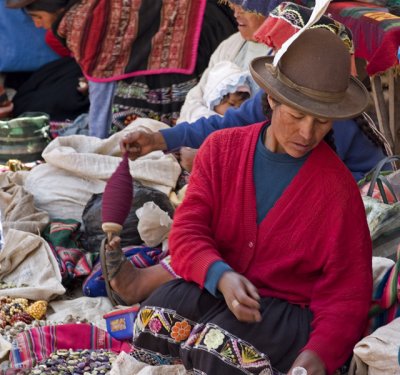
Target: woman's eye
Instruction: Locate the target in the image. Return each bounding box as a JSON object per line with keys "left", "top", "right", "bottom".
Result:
{"left": 290, "top": 114, "right": 303, "bottom": 120}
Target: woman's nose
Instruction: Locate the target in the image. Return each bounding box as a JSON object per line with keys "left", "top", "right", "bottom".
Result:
{"left": 231, "top": 4, "right": 244, "bottom": 17}
{"left": 298, "top": 120, "right": 315, "bottom": 141}
{"left": 32, "top": 19, "right": 42, "bottom": 28}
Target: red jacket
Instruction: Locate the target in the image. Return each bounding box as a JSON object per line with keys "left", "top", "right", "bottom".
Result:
{"left": 170, "top": 122, "right": 372, "bottom": 374}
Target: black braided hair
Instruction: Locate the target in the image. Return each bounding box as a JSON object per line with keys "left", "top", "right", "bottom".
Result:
{"left": 25, "top": 0, "right": 71, "bottom": 12}
{"left": 261, "top": 93, "right": 337, "bottom": 153}
{"left": 353, "top": 114, "right": 389, "bottom": 155}
{"left": 323, "top": 129, "right": 337, "bottom": 153}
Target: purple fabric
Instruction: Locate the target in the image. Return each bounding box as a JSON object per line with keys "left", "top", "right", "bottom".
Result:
{"left": 229, "top": 0, "right": 283, "bottom": 15}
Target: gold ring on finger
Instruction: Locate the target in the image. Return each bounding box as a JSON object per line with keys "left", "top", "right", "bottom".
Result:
{"left": 232, "top": 299, "right": 240, "bottom": 309}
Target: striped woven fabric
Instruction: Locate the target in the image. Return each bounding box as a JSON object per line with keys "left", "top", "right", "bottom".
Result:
{"left": 9, "top": 323, "right": 131, "bottom": 369}
{"left": 368, "top": 249, "right": 400, "bottom": 333}
{"left": 55, "top": 0, "right": 207, "bottom": 81}
{"left": 325, "top": 1, "right": 400, "bottom": 75}
{"left": 42, "top": 219, "right": 96, "bottom": 284}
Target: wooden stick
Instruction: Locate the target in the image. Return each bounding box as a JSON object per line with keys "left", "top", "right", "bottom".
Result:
{"left": 370, "top": 74, "right": 394, "bottom": 151}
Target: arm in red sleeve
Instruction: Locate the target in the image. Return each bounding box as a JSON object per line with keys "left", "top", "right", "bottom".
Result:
{"left": 169, "top": 136, "right": 226, "bottom": 287}
{"left": 302, "top": 178, "right": 373, "bottom": 374}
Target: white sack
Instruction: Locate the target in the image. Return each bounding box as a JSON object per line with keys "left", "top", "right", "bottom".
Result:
{"left": 136, "top": 202, "right": 172, "bottom": 247}
{"left": 48, "top": 296, "right": 113, "bottom": 330}
{"left": 24, "top": 119, "right": 181, "bottom": 222}
{"left": 0, "top": 229, "right": 65, "bottom": 300}
{"left": 350, "top": 318, "right": 400, "bottom": 375}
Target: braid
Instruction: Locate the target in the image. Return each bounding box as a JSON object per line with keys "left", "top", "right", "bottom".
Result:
{"left": 323, "top": 129, "right": 337, "bottom": 153}
{"left": 354, "top": 114, "right": 390, "bottom": 156}
{"left": 261, "top": 93, "right": 272, "bottom": 119}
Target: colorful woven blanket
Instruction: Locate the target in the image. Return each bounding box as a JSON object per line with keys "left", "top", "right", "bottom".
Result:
{"left": 42, "top": 219, "right": 96, "bottom": 285}
{"left": 327, "top": 1, "right": 400, "bottom": 75}
{"left": 255, "top": 2, "right": 355, "bottom": 53}
{"left": 9, "top": 323, "right": 132, "bottom": 369}
{"left": 368, "top": 250, "right": 400, "bottom": 333}
{"left": 55, "top": 0, "right": 207, "bottom": 81}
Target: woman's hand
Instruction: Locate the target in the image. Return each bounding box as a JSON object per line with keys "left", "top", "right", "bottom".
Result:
{"left": 218, "top": 271, "right": 261, "bottom": 323}
{"left": 288, "top": 350, "right": 326, "bottom": 375}
{"left": 179, "top": 147, "right": 198, "bottom": 172}
{"left": 119, "top": 131, "right": 167, "bottom": 160}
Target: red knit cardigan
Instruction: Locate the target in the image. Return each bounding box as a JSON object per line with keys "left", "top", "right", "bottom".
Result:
{"left": 169, "top": 122, "right": 372, "bottom": 375}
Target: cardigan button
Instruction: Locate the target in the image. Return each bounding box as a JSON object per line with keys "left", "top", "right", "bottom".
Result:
{"left": 248, "top": 241, "right": 254, "bottom": 248}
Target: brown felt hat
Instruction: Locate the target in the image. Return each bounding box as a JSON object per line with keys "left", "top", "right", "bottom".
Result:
{"left": 250, "top": 28, "right": 369, "bottom": 119}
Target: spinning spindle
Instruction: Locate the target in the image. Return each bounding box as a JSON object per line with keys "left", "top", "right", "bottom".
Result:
{"left": 102, "top": 153, "right": 133, "bottom": 240}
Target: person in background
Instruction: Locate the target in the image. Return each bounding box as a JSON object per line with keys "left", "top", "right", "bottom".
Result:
{"left": 176, "top": 0, "right": 274, "bottom": 125}
{"left": 180, "top": 60, "right": 251, "bottom": 172}
{"left": 7, "top": 0, "right": 237, "bottom": 138}
{"left": 199, "top": 60, "right": 252, "bottom": 121}
{"left": 120, "top": 2, "right": 388, "bottom": 182}
{"left": 131, "top": 28, "right": 373, "bottom": 375}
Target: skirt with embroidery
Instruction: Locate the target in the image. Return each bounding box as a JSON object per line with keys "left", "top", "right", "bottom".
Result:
{"left": 132, "top": 279, "right": 313, "bottom": 375}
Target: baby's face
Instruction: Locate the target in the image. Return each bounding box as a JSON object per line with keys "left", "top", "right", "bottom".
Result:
{"left": 214, "top": 93, "right": 249, "bottom": 115}
{"left": 26, "top": 9, "right": 61, "bottom": 29}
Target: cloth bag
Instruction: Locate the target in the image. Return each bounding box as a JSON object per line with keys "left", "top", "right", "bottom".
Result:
{"left": 0, "top": 171, "right": 50, "bottom": 236}
{"left": 348, "top": 318, "right": 400, "bottom": 375}
{"left": 359, "top": 155, "right": 400, "bottom": 204}
{"left": 0, "top": 229, "right": 65, "bottom": 301}
{"left": 23, "top": 119, "right": 181, "bottom": 222}
{"left": 136, "top": 202, "right": 173, "bottom": 247}
{"left": 0, "top": 112, "right": 50, "bottom": 163}
{"left": 360, "top": 156, "right": 400, "bottom": 259}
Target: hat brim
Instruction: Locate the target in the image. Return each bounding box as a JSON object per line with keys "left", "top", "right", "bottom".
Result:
{"left": 250, "top": 56, "right": 369, "bottom": 120}
{"left": 6, "top": 0, "right": 36, "bottom": 8}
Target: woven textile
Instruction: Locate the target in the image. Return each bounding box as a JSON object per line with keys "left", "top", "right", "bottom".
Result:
{"left": 42, "top": 219, "right": 95, "bottom": 284}
{"left": 255, "top": 2, "right": 354, "bottom": 53}
{"left": 326, "top": 2, "right": 400, "bottom": 75}
{"left": 56, "top": 0, "right": 207, "bottom": 81}
{"left": 9, "top": 323, "right": 132, "bottom": 369}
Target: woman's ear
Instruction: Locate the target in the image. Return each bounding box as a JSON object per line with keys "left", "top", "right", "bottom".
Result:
{"left": 266, "top": 95, "right": 277, "bottom": 110}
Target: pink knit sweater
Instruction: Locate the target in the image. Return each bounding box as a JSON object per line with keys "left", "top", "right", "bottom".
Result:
{"left": 170, "top": 122, "right": 372, "bottom": 374}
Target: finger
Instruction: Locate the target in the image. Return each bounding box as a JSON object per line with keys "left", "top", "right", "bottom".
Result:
{"left": 119, "top": 139, "right": 128, "bottom": 153}
{"left": 128, "top": 142, "right": 142, "bottom": 154}
{"left": 235, "top": 291, "right": 260, "bottom": 310}
{"left": 121, "top": 132, "right": 140, "bottom": 148}
{"left": 230, "top": 302, "right": 261, "bottom": 323}
{"left": 108, "top": 236, "right": 121, "bottom": 249}
{"left": 242, "top": 279, "right": 260, "bottom": 301}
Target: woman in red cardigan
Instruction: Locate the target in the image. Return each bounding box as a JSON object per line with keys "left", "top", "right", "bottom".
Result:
{"left": 131, "top": 29, "right": 373, "bottom": 375}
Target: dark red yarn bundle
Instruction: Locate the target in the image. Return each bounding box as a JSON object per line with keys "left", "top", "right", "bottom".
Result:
{"left": 102, "top": 153, "right": 133, "bottom": 234}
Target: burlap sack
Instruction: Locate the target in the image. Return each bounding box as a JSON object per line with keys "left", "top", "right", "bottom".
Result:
{"left": 24, "top": 119, "right": 181, "bottom": 222}
{"left": 0, "top": 229, "right": 65, "bottom": 300}
{"left": 0, "top": 171, "right": 49, "bottom": 235}
{"left": 349, "top": 318, "right": 400, "bottom": 375}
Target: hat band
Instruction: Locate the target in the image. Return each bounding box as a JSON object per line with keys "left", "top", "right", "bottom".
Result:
{"left": 266, "top": 64, "right": 346, "bottom": 103}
